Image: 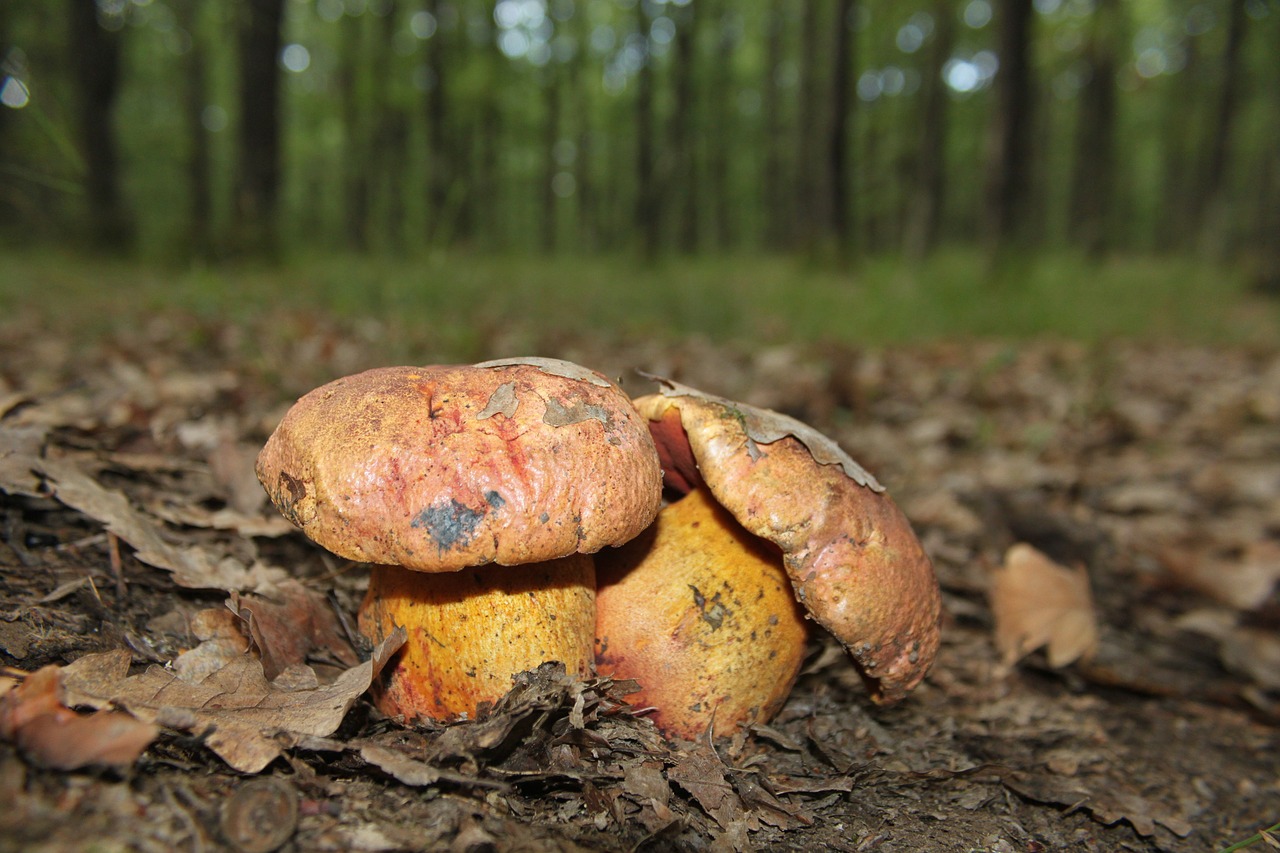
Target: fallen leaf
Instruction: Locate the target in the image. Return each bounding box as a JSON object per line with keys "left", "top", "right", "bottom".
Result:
{"left": 1160, "top": 540, "right": 1280, "bottom": 611}
{"left": 37, "top": 456, "right": 287, "bottom": 592}
{"left": 667, "top": 743, "right": 752, "bottom": 833}
{"left": 229, "top": 579, "right": 359, "bottom": 680}
{"left": 990, "top": 543, "right": 1098, "bottom": 667}
{"left": 0, "top": 665, "right": 158, "bottom": 770}
{"left": 59, "top": 629, "right": 405, "bottom": 773}
{"left": 0, "top": 424, "right": 47, "bottom": 498}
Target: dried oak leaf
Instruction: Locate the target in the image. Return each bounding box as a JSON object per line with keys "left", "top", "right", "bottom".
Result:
{"left": 229, "top": 579, "right": 359, "bottom": 681}
{"left": 58, "top": 629, "right": 404, "bottom": 773}
{"left": 0, "top": 665, "right": 158, "bottom": 770}
{"left": 990, "top": 543, "right": 1099, "bottom": 667}
{"left": 37, "top": 455, "right": 286, "bottom": 592}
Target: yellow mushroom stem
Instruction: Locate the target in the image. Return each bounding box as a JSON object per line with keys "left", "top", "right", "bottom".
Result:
{"left": 358, "top": 554, "right": 595, "bottom": 723}
{"left": 595, "top": 486, "right": 810, "bottom": 740}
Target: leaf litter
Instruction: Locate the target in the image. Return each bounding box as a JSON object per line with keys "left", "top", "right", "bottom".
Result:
{"left": 0, "top": 312, "right": 1277, "bottom": 851}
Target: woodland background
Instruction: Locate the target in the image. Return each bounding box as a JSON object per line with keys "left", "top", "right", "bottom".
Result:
{"left": 1, "top": 0, "right": 1278, "bottom": 274}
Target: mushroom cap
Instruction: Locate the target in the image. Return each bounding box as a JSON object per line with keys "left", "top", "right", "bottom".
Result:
{"left": 256, "top": 359, "right": 664, "bottom": 571}
{"left": 632, "top": 379, "right": 941, "bottom": 704}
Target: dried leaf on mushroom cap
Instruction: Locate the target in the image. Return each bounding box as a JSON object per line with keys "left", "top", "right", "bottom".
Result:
{"left": 476, "top": 356, "right": 614, "bottom": 387}
{"left": 640, "top": 373, "right": 884, "bottom": 491}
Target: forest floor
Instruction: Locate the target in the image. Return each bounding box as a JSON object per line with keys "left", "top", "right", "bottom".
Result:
{"left": 1, "top": 297, "right": 1278, "bottom": 852}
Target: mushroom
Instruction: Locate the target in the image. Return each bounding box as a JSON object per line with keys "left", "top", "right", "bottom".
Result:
{"left": 595, "top": 485, "right": 810, "bottom": 740}
{"left": 617, "top": 378, "right": 941, "bottom": 717}
{"left": 255, "top": 358, "right": 663, "bottom": 722}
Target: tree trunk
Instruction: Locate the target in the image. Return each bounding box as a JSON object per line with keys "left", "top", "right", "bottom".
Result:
{"left": 705, "top": 2, "right": 736, "bottom": 249}
{"left": 339, "top": 11, "right": 370, "bottom": 251}
{"left": 668, "top": 1, "right": 699, "bottom": 253}
{"left": 67, "top": 0, "right": 134, "bottom": 252}
{"left": 423, "top": 0, "right": 451, "bottom": 245}
{"left": 370, "top": 0, "right": 407, "bottom": 251}
{"left": 541, "top": 64, "right": 561, "bottom": 253}
{"left": 1199, "top": 0, "right": 1247, "bottom": 256}
{"left": 634, "top": 3, "right": 659, "bottom": 260}
{"left": 904, "top": 0, "right": 954, "bottom": 260}
{"left": 796, "top": 0, "right": 828, "bottom": 247}
{"left": 176, "top": 0, "right": 213, "bottom": 260}
{"left": 232, "top": 0, "right": 286, "bottom": 257}
{"left": 982, "top": 0, "right": 1035, "bottom": 251}
{"left": 828, "top": 0, "right": 856, "bottom": 253}
{"left": 1067, "top": 0, "right": 1120, "bottom": 257}
{"left": 761, "top": 0, "right": 789, "bottom": 249}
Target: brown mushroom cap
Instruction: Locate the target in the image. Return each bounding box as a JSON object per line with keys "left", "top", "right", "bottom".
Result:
{"left": 632, "top": 379, "right": 941, "bottom": 704}
{"left": 255, "top": 359, "right": 664, "bottom": 571}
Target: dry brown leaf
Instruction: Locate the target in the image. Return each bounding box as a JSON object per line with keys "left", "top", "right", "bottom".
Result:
{"left": 1161, "top": 540, "right": 1280, "bottom": 611}
{"left": 0, "top": 424, "right": 48, "bottom": 498}
{"left": 59, "top": 628, "right": 405, "bottom": 773}
{"left": 36, "top": 456, "right": 287, "bottom": 593}
{"left": 229, "top": 579, "right": 359, "bottom": 680}
{"left": 990, "top": 543, "right": 1098, "bottom": 667}
{"left": 0, "top": 665, "right": 158, "bottom": 770}
{"left": 666, "top": 744, "right": 753, "bottom": 833}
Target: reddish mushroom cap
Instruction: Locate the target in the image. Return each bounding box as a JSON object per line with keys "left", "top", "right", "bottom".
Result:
{"left": 256, "top": 358, "right": 664, "bottom": 571}
{"left": 632, "top": 378, "right": 941, "bottom": 704}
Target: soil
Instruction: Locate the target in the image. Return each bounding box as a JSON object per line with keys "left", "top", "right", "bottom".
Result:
{"left": 1, "top": 309, "right": 1277, "bottom": 852}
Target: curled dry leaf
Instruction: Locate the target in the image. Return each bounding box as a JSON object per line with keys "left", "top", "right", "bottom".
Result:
{"left": 990, "top": 543, "right": 1099, "bottom": 668}
{"left": 0, "top": 665, "right": 158, "bottom": 770}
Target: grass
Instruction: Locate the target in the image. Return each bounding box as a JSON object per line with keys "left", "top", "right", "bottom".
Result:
{"left": 0, "top": 247, "right": 1274, "bottom": 358}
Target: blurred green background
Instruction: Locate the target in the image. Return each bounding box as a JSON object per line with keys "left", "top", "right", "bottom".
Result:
{"left": 1, "top": 0, "right": 1277, "bottom": 345}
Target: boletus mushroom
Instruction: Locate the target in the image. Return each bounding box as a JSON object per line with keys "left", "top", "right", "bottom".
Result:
{"left": 595, "top": 377, "right": 940, "bottom": 738}
{"left": 595, "top": 485, "right": 810, "bottom": 740}
{"left": 255, "top": 358, "right": 663, "bottom": 722}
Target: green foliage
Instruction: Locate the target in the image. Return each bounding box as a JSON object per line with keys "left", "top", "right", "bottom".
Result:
{"left": 0, "top": 249, "right": 1272, "bottom": 356}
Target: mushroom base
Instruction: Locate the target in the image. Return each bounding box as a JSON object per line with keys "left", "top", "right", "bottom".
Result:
{"left": 358, "top": 555, "right": 596, "bottom": 723}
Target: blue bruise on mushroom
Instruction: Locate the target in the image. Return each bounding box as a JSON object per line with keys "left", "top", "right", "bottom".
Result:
{"left": 411, "top": 493, "right": 505, "bottom": 553}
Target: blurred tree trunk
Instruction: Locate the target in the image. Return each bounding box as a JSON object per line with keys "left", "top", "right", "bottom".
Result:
{"left": 370, "top": 1, "right": 407, "bottom": 251}
{"left": 339, "top": 11, "right": 370, "bottom": 251}
{"left": 634, "top": 3, "right": 659, "bottom": 260}
{"left": 176, "top": 0, "right": 213, "bottom": 259}
{"left": 422, "top": 0, "right": 451, "bottom": 245}
{"left": 232, "top": 0, "right": 285, "bottom": 258}
{"left": 541, "top": 63, "right": 561, "bottom": 253}
{"left": 904, "top": 0, "right": 953, "bottom": 260}
{"left": 1199, "top": 0, "right": 1246, "bottom": 256}
{"left": 706, "top": 3, "right": 736, "bottom": 249}
{"left": 828, "top": 0, "right": 856, "bottom": 254}
{"left": 67, "top": 0, "right": 134, "bottom": 253}
{"left": 796, "top": 0, "right": 828, "bottom": 248}
{"left": 982, "top": 0, "right": 1035, "bottom": 252}
{"left": 668, "top": 1, "right": 699, "bottom": 253}
{"left": 570, "top": 9, "right": 596, "bottom": 251}
{"left": 0, "top": 4, "right": 12, "bottom": 232}
{"left": 761, "top": 0, "right": 790, "bottom": 249}
{"left": 1067, "top": 0, "right": 1120, "bottom": 257}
